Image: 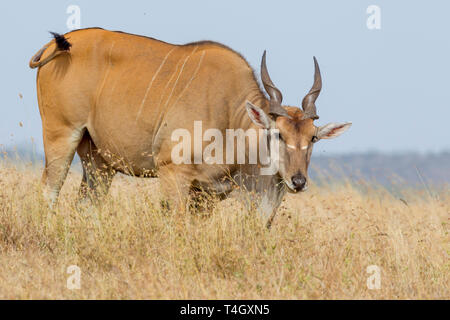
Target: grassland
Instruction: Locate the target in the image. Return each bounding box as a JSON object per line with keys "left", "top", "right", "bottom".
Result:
{"left": 0, "top": 161, "right": 448, "bottom": 299}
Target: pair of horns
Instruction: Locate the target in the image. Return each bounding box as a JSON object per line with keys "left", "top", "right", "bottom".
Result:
{"left": 261, "top": 51, "right": 321, "bottom": 120}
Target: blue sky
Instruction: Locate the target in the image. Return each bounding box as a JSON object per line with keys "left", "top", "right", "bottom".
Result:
{"left": 1, "top": 0, "right": 449, "bottom": 154}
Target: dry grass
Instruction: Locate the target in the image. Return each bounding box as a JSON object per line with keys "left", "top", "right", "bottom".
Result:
{"left": 0, "top": 161, "right": 448, "bottom": 299}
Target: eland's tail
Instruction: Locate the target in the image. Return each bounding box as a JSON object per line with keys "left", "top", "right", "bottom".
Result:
{"left": 29, "top": 32, "right": 72, "bottom": 69}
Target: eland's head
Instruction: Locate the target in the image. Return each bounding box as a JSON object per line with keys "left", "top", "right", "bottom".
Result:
{"left": 246, "top": 51, "right": 352, "bottom": 193}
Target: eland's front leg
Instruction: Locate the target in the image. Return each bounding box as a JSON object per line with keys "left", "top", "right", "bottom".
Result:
{"left": 234, "top": 170, "right": 286, "bottom": 227}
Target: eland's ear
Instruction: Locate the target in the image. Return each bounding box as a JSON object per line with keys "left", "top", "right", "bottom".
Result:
{"left": 245, "top": 101, "right": 271, "bottom": 128}
{"left": 317, "top": 122, "right": 352, "bottom": 140}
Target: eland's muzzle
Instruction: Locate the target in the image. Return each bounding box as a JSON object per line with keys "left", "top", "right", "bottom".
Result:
{"left": 291, "top": 174, "right": 307, "bottom": 192}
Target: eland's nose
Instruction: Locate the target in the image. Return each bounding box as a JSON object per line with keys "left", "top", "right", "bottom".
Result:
{"left": 291, "top": 174, "right": 307, "bottom": 191}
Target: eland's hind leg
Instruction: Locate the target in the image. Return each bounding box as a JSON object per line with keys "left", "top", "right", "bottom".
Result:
{"left": 76, "top": 131, "right": 116, "bottom": 205}
{"left": 41, "top": 125, "right": 85, "bottom": 209}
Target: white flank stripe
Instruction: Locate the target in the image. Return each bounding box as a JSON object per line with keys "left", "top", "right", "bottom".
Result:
{"left": 95, "top": 42, "right": 115, "bottom": 108}
{"left": 170, "top": 51, "right": 206, "bottom": 108}
{"left": 162, "top": 46, "right": 198, "bottom": 110}
{"left": 135, "top": 47, "right": 175, "bottom": 122}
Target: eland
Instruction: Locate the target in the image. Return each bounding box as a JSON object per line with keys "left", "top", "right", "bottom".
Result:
{"left": 30, "top": 28, "right": 351, "bottom": 226}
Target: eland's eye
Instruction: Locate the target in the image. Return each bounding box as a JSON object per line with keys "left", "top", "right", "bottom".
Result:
{"left": 311, "top": 136, "right": 318, "bottom": 143}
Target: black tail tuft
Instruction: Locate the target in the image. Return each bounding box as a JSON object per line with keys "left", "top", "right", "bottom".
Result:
{"left": 49, "top": 32, "right": 72, "bottom": 51}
